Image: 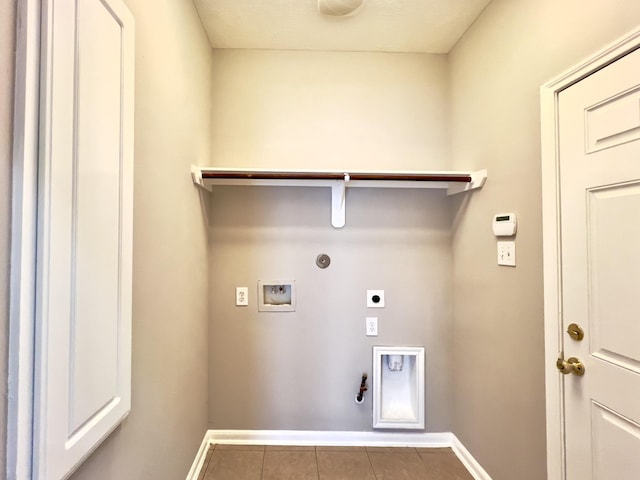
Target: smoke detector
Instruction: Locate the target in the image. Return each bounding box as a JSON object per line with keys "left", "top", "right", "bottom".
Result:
{"left": 318, "top": 0, "right": 365, "bottom": 16}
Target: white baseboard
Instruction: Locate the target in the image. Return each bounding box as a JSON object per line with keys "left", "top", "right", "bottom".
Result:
{"left": 185, "top": 433, "right": 213, "bottom": 480}
{"left": 451, "top": 434, "right": 493, "bottom": 480}
{"left": 205, "top": 429, "right": 452, "bottom": 447}
{"left": 187, "top": 430, "right": 492, "bottom": 480}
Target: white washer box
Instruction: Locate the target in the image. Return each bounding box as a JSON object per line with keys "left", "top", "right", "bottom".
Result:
{"left": 258, "top": 280, "right": 296, "bottom": 312}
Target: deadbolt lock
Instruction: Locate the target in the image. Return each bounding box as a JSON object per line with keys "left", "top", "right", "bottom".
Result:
{"left": 567, "top": 323, "right": 584, "bottom": 341}
{"left": 556, "top": 356, "right": 585, "bottom": 376}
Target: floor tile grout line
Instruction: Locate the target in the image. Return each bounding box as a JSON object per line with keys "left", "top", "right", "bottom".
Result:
{"left": 365, "top": 448, "right": 379, "bottom": 480}
{"left": 200, "top": 444, "right": 214, "bottom": 479}
{"left": 201, "top": 444, "right": 213, "bottom": 478}
{"left": 416, "top": 448, "right": 432, "bottom": 477}
{"left": 259, "top": 445, "right": 266, "bottom": 480}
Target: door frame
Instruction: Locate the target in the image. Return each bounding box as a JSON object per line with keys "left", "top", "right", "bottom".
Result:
{"left": 8, "top": 0, "right": 40, "bottom": 478}
{"left": 540, "top": 27, "right": 640, "bottom": 480}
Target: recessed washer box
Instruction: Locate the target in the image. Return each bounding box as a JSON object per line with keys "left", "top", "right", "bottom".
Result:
{"left": 258, "top": 280, "right": 296, "bottom": 312}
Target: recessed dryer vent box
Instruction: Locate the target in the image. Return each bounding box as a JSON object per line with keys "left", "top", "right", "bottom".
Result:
{"left": 258, "top": 280, "right": 296, "bottom": 312}
{"left": 372, "top": 346, "right": 425, "bottom": 430}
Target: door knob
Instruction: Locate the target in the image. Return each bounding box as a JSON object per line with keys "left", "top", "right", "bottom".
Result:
{"left": 556, "top": 356, "right": 585, "bottom": 376}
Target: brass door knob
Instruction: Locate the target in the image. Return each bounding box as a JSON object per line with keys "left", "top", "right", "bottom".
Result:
{"left": 556, "top": 356, "right": 585, "bottom": 376}
{"left": 556, "top": 357, "right": 573, "bottom": 374}
{"left": 567, "top": 357, "right": 585, "bottom": 376}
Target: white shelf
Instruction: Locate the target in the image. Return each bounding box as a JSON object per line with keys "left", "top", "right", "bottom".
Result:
{"left": 191, "top": 166, "right": 487, "bottom": 228}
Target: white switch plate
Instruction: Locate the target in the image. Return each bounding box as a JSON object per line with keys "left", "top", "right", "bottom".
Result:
{"left": 235, "top": 287, "right": 249, "bottom": 306}
{"left": 367, "top": 290, "right": 385, "bottom": 308}
{"left": 497, "top": 241, "right": 516, "bottom": 267}
{"left": 366, "top": 317, "right": 378, "bottom": 336}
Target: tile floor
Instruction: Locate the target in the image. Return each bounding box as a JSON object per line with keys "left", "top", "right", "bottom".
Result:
{"left": 197, "top": 444, "right": 475, "bottom": 480}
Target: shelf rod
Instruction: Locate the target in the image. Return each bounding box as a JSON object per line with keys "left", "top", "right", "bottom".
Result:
{"left": 200, "top": 170, "right": 472, "bottom": 183}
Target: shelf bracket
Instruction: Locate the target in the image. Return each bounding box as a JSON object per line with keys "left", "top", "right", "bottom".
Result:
{"left": 190, "top": 165, "right": 210, "bottom": 191}
{"left": 446, "top": 169, "right": 487, "bottom": 195}
{"left": 330, "top": 174, "right": 349, "bottom": 228}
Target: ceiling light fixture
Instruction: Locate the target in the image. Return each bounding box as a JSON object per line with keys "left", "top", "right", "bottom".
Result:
{"left": 318, "top": 0, "right": 365, "bottom": 17}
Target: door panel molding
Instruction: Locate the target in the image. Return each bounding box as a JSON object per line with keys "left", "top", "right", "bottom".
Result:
{"left": 585, "top": 85, "right": 640, "bottom": 153}
{"left": 591, "top": 400, "right": 640, "bottom": 478}
{"left": 541, "top": 27, "right": 640, "bottom": 480}
{"left": 587, "top": 183, "right": 640, "bottom": 368}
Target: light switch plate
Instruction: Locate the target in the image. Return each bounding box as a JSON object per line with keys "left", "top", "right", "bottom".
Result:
{"left": 497, "top": 241, "right": 516, "bottom": 267}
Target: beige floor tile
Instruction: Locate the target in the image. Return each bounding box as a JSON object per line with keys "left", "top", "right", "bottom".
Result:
{"left": 419, "top": 452, "right": 474, "bottom": 480}
{"left": 204, "top": 448, "right": 222, "bottom": 476}
{"left": 198, "top": 444, "right": 474, "bottom": 480}
{"left": 317, "top": 451, "right": 376, "bottom": 480}
{"left": 368, "top": 451, "right": 429, "bottom": 480}
{"left": 204, "top": 449, "right": 264, "bottom": 480}
{"left": 262, "top": 450, "right": 319, "bottom": 480}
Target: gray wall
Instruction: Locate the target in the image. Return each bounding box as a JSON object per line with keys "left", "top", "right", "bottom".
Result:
{"left": 209, "top": 50, "right": 451, "bottom": 171}
{"left": 69, "top": 0, "right": 212, "bottom": 478}
{"left": 1, "top": 0, "right": 16, "bottom": 477}
{"left": 207, "top": 50, "right": 455, "bottom": 432}
{"left": 449, "top": 1, "right": 640, "bottom": 479}
{"left": 208, "top": 186, "right": 453, "bottom": 431}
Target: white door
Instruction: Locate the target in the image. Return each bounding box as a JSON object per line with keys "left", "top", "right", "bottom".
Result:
{"left": 558, "top": 46, "right": 640, "bottom": 479}
{"left": 33, "top": 0, "right": 134, "bottom": 478}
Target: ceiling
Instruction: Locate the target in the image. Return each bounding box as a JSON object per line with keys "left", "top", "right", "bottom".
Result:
{"left": 193, "top": 0, "right": 493, "bottom": 54}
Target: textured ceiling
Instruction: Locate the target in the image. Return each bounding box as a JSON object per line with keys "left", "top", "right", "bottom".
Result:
{"left": 193, "top": 0, "right": 493, "bottom": 53}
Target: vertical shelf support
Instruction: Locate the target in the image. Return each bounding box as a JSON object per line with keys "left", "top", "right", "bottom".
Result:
{"left": 330, "top": 174, "right": 349, "bottom": 228}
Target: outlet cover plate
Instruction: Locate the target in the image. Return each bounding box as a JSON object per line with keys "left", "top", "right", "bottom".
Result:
{"left": 235, "top": 287, "right": 249, "bottom": 306}
{"left": 366, "top": 317, "right": 378, "bottom": 336}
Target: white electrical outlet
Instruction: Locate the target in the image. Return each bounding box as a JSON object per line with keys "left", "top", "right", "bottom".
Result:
{"left": 235, "top": 287, "right": 249, "bottom": 306}
{"left": 366, "top": 317, "right": 378, "bottom": 336}
{"left": 367, "top": 290, "right": 385, "bottom": 308}
{"left": 497, "top": 241, "right": 516, "bottom": 267}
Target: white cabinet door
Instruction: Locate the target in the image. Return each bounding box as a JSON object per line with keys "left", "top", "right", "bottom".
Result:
{"left": 34, "top": 0, "right": 134, "bottom": 478}
{"left": 559, "top": 47, "right": 640, "bottom": 480}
